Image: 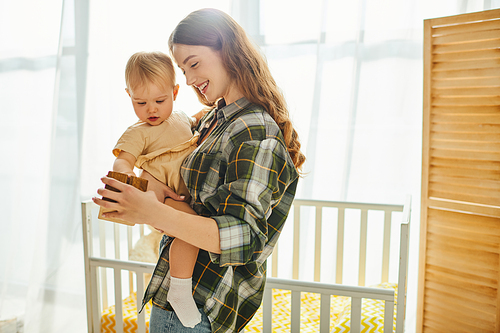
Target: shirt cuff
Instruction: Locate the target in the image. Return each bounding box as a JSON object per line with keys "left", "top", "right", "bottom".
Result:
{"left": 209, "top": 215, "right": 258, "bottom": 267}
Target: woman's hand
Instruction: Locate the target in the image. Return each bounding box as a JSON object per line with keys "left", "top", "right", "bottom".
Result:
{"left": 139, "top": 170, "right": 187, "bottom": 203}
{"left": 93, "top": 176, "right": 165, "bottom": 225}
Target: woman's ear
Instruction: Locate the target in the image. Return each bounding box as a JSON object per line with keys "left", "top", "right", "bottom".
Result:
{"left": 173, "top": 84, "right": 180, "bottom": 101}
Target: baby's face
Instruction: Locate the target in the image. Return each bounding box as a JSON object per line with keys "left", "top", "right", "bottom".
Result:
{"left": 127, "top": 82, "right": 179, "bottom": 126}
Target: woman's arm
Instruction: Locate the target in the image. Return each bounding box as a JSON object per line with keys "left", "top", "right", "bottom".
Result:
{"left": 93, "top": 176, "right": 221, "bottom": 253}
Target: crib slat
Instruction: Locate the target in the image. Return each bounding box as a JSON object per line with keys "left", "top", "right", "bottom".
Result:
{"left": 127, "top": 225, "right": 133, "bottom": 254}
{"left": 90, "top": 265, "right": 102, "bottom": 332}
{"left": 271, "top": 242, "right": 278, "bottom": 277}
{"left": 382, "top": 210, "right": 392, "bottom": 283}
{"left": 291, "top": 290, "right": 301, "bottom": 331}
{"left": 396, "top": 219, "right": 410, "bottom": 333}
{"left": 358, "top": 209, "right": 368, "bottom": 286}
{"left": 293, "top": 204, "right": 301, "bottom": 280}
{"left": 320, "top": 294, "right": 330, "bottom": 333}
{"left": 82, "top": 202, "right": 95, "bottom": 332}
{"left": 263, "top": 286, "right": 272, "bottom": 331}
{"left": 351, "top": 297, "right": 362, "bottom": 333}
{"left": 114, "top": 224, "right": 120, "bottom": 259}
{"left": 114, "top": 268, "right": 124, "bottom": 333}
{"left": 128, "top": 226, "right": 134, "bottom": 294}
{"left": 336, "top": 208, "right": 345, "bottom": 284}
{"left": 384, "top": 300, "right": 395, "bottom": 333}
{"left": 314, "top": 206, "right": 322, "bottom": 282}
{"left": 137, "top": 273, "right": 146, "bottom": 333}
{"left": 99, "top": 221, "right": 108, "bottom": 309}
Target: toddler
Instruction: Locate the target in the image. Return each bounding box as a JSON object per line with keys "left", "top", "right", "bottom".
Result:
{"left": 108, "top": 51, "right": 202, "bottom": 328}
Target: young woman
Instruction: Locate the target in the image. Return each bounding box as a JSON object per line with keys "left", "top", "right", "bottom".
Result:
{"left": 93, "top": 8, "right": 305, "bottom": 333}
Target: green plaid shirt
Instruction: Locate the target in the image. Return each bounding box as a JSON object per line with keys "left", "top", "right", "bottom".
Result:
{"left": 142, "top": 97, "right": 299, "bottom": 332}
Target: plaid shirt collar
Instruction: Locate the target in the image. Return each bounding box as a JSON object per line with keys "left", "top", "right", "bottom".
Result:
{"left": 198, "top": 97, "right": 251, "bottom": 146}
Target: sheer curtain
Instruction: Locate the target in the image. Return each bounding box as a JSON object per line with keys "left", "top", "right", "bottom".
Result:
{"left": 0, "top": 0, "right": 86, "bottom": 332}
{"left": 1, "top": 0, "right": 498, "bottom": 332}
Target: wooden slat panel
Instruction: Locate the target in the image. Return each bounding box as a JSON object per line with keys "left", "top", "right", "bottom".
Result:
{"left": 431, "top": 122, "right": 500, "bottom": 133}
{"left": 427, "top": 221, "right": 499, "bottom": 245}
{"left": 433, "top": 29, "right": 500, "bottom": 45}
{"left": 432, "top": 96, "right": 500, "bottom": 106}
{"left": 429, "top": 181, "right": 500, "bottom": 203}
{"left": 433, "top": 87, "right": 500, "bottom": 97}
{"left": 428, "top": 198, "right": 500, "bottom": 218}
{"left": 429, "top": 188, "right": 500, "bottom": 207}
{"left": 424, "top": 300, "right": 495, "bottom": 331}
{"left": 432, "top": 67, "right": 500, "bottom": 79}
{"left": 433, "top": 38, "right": 500, "bottom": 54}
{"left": 433, "top": 78, "right": 500, "bottom": 89}
{"left": 425, "top": 279, "right": 497, "bottom": 306}
{"left": 429, "top": 165, "right": 499, "bottom": 181}
{"left": 433, "top": 19, "right": 500, "bottom": 37}
{"left": 431, "top": 113, "right": 500, "bottom": 124}
{"left": 431, "top": 105, "right": 500, "bottom": 114}
{"left": 430, "top": 147, "right": 500, "bottom": 161}
{"left": 424, "top": 275, "right": 498, "bottom": 311}
{"left": 434, "top": 58, "right": 500, "bottom": 71}
{"left": 429, "top": 164, "right": 499, "bottom": 181}
{"left": 426, "top": 236, "right": 499, "bottom": 271}
{"left": 424, "top": 315, "right": 480, "bottom": 333}
{"left": 420, "top": 9, "right": 500, "bottom": 333}
{"left": 425, "top": 283, "right": 497, "bottom": 317}
{"left": 428, "top": 208, "right": 500, "bottom": 236}
{"left": 425, "top": 249, "right": 498, "bottom": 282}
{"left": 430, "top": 139, "right": 500, "bottom": 152}
{"left": 434, "top": 48, "right": 500, "bottom": 62}
{"left": 429, "top": 8, "right": 500, "bottom": 26}
{"left": 430, "top": 156, "right": 500, "bottom": 171}
{"left": 427, "top": 260, "right": 499, "bottom": 290}
{"left": 427, "top": 238, "right": 499, "bottom": 273}
{"left": 431, "top": 129, "right": 500, "bottom": 140}
{"left": 430, "top": 174, "right": 500, "bottom": 192}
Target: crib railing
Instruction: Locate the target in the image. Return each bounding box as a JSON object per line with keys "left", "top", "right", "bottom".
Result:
{"left": 263, "top": 278, "right": 396, "bottom": 333}
{"left": 82, "top": 200, "right": 156, "bottom": 333}
{"left": 277, "top": 199, "right": 408, "bottom": 283}
{"left": 82, "top": 196, "right": 410, "bottom": 333}
{"left": 265, "top": 196, "right": 411, "bottom": 333}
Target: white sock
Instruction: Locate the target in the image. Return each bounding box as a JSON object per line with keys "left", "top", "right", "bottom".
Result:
{"left": 167, "top": 277, "right": 201, "bottom": 328}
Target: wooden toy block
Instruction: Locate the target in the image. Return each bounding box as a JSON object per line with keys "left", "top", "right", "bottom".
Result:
{"left": 98, "top": 171, "right": 148, "bottom": 226}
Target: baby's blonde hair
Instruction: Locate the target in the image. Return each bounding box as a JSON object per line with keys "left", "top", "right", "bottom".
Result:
{"left": 125, "top": 51, "right": 176, "bottom": 94}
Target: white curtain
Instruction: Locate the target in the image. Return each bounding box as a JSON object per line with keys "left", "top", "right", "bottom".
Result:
{"left": 1, "top": 0, "right": 498, "bottom": 332}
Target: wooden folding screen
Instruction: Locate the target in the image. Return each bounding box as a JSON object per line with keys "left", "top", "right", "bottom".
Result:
{"left": 417, "top": 8, "right": 500, "bottom": 332}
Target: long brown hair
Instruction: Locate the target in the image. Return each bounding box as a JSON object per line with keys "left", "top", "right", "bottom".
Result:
{"left": 169, "top": 8, "right": 305, "bottom": 170}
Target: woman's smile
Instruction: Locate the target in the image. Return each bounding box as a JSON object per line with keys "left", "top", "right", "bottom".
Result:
{"left": 197, "top": 81, "right": 209, "bottom": 95}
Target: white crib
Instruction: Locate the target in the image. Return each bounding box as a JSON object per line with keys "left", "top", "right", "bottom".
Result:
{"left": 82, "top": 196, "right": 411, "bottom": 333}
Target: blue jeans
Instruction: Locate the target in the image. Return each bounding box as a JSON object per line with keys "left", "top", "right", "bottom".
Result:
{"left": 149, "top": 305, "right": 211, "bottom": 333}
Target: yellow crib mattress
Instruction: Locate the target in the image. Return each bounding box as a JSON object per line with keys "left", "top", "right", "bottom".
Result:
{"left": 101, "top": 292, "right": 152, "bottom": 333}
{"left": 245, "top": 282, "right": 398, "bottom": 333}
